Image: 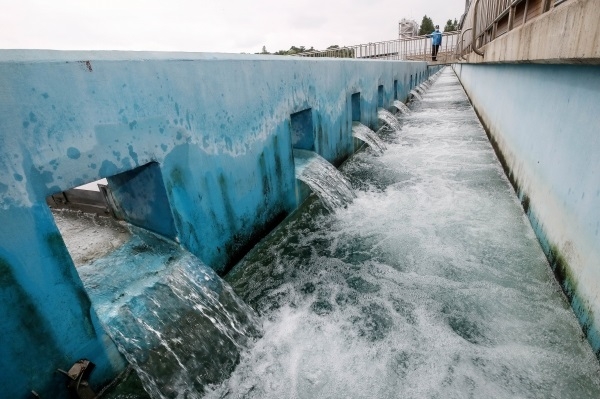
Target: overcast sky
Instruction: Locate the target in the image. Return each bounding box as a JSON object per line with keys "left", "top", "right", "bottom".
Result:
{"left": 0, "top": 0, "right": 466, "bottom": 54}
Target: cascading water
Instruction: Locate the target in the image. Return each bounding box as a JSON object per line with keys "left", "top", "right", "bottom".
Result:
{"left": 351, "top": 122, "right": 386, "bottom": 155}
{"left": 392, "top": 100, "right": 411, "bottom": 115}
{"left": 76, "top": 227, "right": 261, "bottom": 399}
{"left": 292, "top": 149, "right": 355, "bottom": 211}
{"left": 409, "top": 89, "right": 422, "bottom": 100}
{"left": 203, "top": 67, "right": 600, "bottom": 399}
{"left": 58, "top": 66, "right": 600, "bottom": 399}
{"left": 377, "top": 108, "right": 402, "bottom": 131}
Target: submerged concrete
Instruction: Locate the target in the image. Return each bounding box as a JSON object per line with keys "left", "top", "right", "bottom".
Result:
{"left": 0, "top": 50, "right": 438, "bottom": 397}
{"left": 454, "top": 62, "right": 600, "bottom": 356}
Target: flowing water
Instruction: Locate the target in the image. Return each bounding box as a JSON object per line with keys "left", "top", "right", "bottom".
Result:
{"left": 293, "top": 149, "right": 356, "bottom": 211}
{"left": 352, "top": 121, "right": 387, "bottom": 154}
{"left": 77, "top": 227, "right": 261, "bottom": 399}
{"left": 410, "top": 89, "right": 423, "bottom": 101}
{"left": 202, "top": 67, "right": 600, "bottom": 398}
{"left": 392, "top": 100, "right": 411, "bottom": 115}
{"left": 377, "top": 108, "right": 402, "bottom": 132}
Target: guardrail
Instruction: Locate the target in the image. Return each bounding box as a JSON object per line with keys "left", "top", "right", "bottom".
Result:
{"left": 293, "top": 31, "right": 460, "bottom": 63}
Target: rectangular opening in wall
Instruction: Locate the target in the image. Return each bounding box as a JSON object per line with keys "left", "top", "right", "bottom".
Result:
{"left": 47, "top": 161, "right": 177, "bottom": 247}
{"left": 378, "top": 85, "right": 384, "bottom": 108}
{"left": 44, "top": 160, "right": 251, "bottom": 395}
{"left": 351, "top": 92, "right": 361, "bottom": 122}
{"left": 47, "top": 178, "right": 111, "bottom": 217}
{"left": 290, "top": 108, "right": 315, "bottom": 151}
{"left": 394, "top": 80, "right": 398, "bottom": 100}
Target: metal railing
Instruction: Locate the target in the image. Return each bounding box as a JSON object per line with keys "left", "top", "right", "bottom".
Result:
{"left": 458, "top": 0, "right": 561, "bottom": 59}
{"left": 293, "top": 0, "right": 566, "bottom": 63}
{"left": 293, "top": 31, "right": 461, "bottom": 63}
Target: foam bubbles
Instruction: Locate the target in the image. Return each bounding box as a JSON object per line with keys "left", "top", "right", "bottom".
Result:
{"left": 212, "top": 68, "right": 600, "bottom": 398}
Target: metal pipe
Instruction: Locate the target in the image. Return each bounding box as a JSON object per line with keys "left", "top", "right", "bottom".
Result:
{"left": 459, "top": 28, "right": 473, "bottom": 60}
{"left": 472, "top": 0, "right": 485, "bottom": 56}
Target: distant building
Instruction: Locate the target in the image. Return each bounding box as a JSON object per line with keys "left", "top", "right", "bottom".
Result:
{"left": 399, "top": 18, "right": 419, "bottom": 39}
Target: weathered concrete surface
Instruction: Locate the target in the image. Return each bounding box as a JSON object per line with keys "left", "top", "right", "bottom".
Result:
{"left": 461, "top": 0, "right": 600, "bottom": 65}
{"left": 0, "top": 50, "right": 434, "bottom": 398}
{"left": 453, "top": 62, "right": 600, "bottom": 356}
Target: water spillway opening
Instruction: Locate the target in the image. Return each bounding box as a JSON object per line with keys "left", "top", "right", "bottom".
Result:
{"left": 377, "top": 85, "right": 384, "bottom": 108}
{"left": 290, "top": 108, "right": 315, "bottom": 151}
{"left": 351, "top": 92, "right": 361, "bottom": 122}
{"left": 393, "top": 79, "right": 398, "bottom": 100}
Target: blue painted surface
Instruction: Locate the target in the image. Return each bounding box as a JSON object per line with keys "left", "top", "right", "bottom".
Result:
{"left": 0, "top": 50, "right": 431, "bottom": 397}
{"left": 107, "top": 162, "right": 177, "bottom": 239}
{"left": 454, "top": 63, "right": 600, "bottom": 355}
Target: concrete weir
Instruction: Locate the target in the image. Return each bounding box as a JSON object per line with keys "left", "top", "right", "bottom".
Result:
{"left": 0, "top": 50, "right": 438, "bottom": 397}
{"left": 454, "top": 62, "right": 600, "bottom": 355}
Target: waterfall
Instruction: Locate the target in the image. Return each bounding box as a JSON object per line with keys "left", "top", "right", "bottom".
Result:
{"left": 293, "top": 149, "right": 355, "bottom": 211}
{"left": 410, "top": 89, "right": 423, "bottom": 100}
{"left": 77, "top": 228, "right": 261, "bottom": 399}
{"left": 392, "top": 100, "right": 411, "bottom": 115}
{"left": 352, "top": 122, "right": 387, "bottom": 155}
{"left": 377, "top": 108, "right": 402, "bottom": 131}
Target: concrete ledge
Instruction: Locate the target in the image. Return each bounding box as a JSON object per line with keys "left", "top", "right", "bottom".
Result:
{"left": 460, "top": 0, "right": 600, "bottom": 65}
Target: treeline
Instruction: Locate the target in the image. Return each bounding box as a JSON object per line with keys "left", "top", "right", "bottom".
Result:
{"left": 418, "top": 15, "right": 459, "bottom": 35}
{"left": 257, "top": 44, "right": 354, "bottom": 57}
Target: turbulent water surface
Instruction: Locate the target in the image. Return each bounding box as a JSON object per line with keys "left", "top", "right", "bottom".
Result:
{"left": 203, "top": 68, "right": 600, "bottom": 398}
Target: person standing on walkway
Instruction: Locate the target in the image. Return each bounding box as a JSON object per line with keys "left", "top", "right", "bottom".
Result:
{"left": 430, "top": 25, "right": 442, "bottom": 61}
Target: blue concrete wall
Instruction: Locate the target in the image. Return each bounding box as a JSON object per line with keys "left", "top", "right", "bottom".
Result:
{"left": 107, "top": 162, "right": 177, "bottom": 239}
{"left": 453, "top": 63, "right": 600, "bottom": 355}
{"left": 0, "top": 50, "right": 430, "bottom": 397}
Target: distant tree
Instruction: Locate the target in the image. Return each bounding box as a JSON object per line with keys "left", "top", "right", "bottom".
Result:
{"left": 444, "top": 18, "right": 459, "bottom": 32}
{"left": 327, "top": 45, "right": 340, "bottom": 49}
{"left": 418, "top": 15, "right": 435, "bottom": 35}
{"left": 261, "top": 46, "right": 269, "bottom": 54}
{"left": 271, "top": 45, "right": 315, "bottom": 56}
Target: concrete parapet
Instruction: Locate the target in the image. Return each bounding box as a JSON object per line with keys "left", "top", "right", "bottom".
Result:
{"left": 461, "top": 0, "right": 600, "bottom": 64}
{"left": 0, "top": 50, "right": 432, "bottom": 397}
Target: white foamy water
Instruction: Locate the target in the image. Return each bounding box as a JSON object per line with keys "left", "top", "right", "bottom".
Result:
{"left": 208, "top": 67, "right": 600, "bottom": 399}
{"left": 352, "top": 122, "right": 387, "bottom": 154}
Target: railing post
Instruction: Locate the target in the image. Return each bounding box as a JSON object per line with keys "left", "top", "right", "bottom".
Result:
{"left": 508, "top": 4, "right": 515, "bottom": 31}
{"left": 459, "top": 28, "right": 472, "bottom": 60}
{"left": 472, "top": 0, "right": 485, "bottom": 56}
{"left": 543, "top": 0, "right": 552, "bottom": 13}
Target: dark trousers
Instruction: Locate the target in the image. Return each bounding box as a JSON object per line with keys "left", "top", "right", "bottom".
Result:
{"left": 432, "top": 44, "right": 440, "bottom": 61}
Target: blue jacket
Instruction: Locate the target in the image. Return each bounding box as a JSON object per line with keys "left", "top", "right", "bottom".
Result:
{"left": 431, "top": 30, "right": 442, "bottom": 46}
